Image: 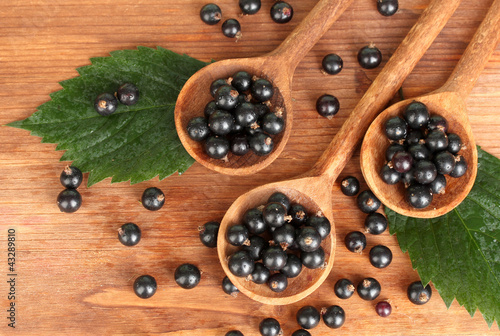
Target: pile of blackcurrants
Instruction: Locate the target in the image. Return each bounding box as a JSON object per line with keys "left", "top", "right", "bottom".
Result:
{"left": 186, "top": 71, "right": 285, "bottom": 160}
{"left": 225, "top": 192, "right": 330, "bottom": 293}
{"left": 381, "top": 101, "right": 467, "bottom": 209}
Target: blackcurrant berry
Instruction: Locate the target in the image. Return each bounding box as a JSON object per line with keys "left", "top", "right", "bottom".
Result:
{"left": 385, "top": 143, "right": 406, "bottom": 161}
{"left": 268, "top": 192, "right": 291, "bottom": 212}
{"left": 426, "top": 130, "right": 449, "bottom": 153}
{"left": 427, "top": 115, "right": 448, "bottom": 132}
{"left": 403, "top": 101, "right": 429, "bottom": 129}
{"left": 429, "top": 174, "right": 447, "bottom": 195}
{"left": 281, "top": 254, "right": 302, "bottom": 278}
{"left": 270, "top": 1, "right": 293, "bottom": 24}
{"left": 117, "top": 83, "right": 139, "bottom": 105}
{"left": 380, "top": 163, "right": 402, "bottom": 185}
{"left": 369, "top": 245, "right": 393, "bottom": 268}
{"left": 227, "top": 224, "right": 250, "bottom": 246}
{"left": 94, "top": 93, "right": 118, "bottom": 116}
{"left": 288, "top": 203, "right": 308, "bottom": 227}
{"left": 344, "top": 231, "right": 367, "bottom": 253}
{"left": 249, "top": 262, "right": 271, "bottom": 284}
{"left": 292, "top": 330, "right": 311, "bottom": 336}
{"left": 204, "top": 135, "right": 230, "bottom": 159}
{"left": 251, "top": 78, "right": 274, "bottom": 102}
{"left": 357, "top": 277, "right": 381, "bottom": 301}
{"left": 340, "top": 176, "right": 360, "bottom": 196}
{"left": 200, "top": 3, "right": 222, "bottom": 25}
{"left": 239, "top": 0, "right": 261, "bottom": 15}
{"left": 249, "top": 133, "right": 273, "bottom": 156}
{"left": 408, "top": 143, "right": 431, "bottom": 161}
{"left": 334, "top": 278, "right": 355, "bottom": 299}
{"left": 405, "top": 129, "right": 424, "bottom": 146}
{"left": 384, "top": 116, "right": 408, "bottom": 141}
{"left": 198, "top": 221, "right": 220, "bottom": 248}
{"left": 406, "top": 184, "right": 433, "bottom": 209}
{"left": 118, "top": 222, "right": 141, "bottom": 246}
{"left": 357, "top": 190, "right": 381, "bottom": 213}
{"left": 133, "top": 275, "right": 157, "bottom": 299}
{"left": 209, "top": 110, "right": 235, "bottom": 136}
{"left": 321, "top": 305, "right": 345, "bottom": 329}
{"left": 215, "top": 85, "right": 240, "bottom": 111}
{"left": 364, "top": 212, "right": 387, "bottom": 235}
{"left": 263, "top": 202, "right": 288, "bottom": 228}
{"left": 57, "top": 189, "right": 82, "bottom": 213}
{"left": 222, "top": 19, "right": 242, "bottom": 39}
{"left": 268, "top": 272, "right": 288, "bottom": 292}
{"left": 301, "top": 246, "right": 325, "bottom": 269}
{"left": 316, "top": 94, "right": 340, "bottom": 119}
{"left": 449, "top": 155, "right": 467, "bottom": 178}
{"left": 254, "top": 103, "right": 270, "bottom": 118}
{"left": 407, "top": 281, "right": 432, "bottom": 305}
{"left": 231, "top": 134, "right": 250, "bottom": 156}
{"left": 297, "top": 226, "right": 322, "bottom": 252}
{"left": 272, "top": 223, "right": 296, "bottom": 249}
{"left": 434, "top": 151, "right": 456, "bottom": 175}
{"left": 232, "top": 122, "right": 244, "bottom": 134}
{"left": 243, "top": 235, "right": 268, "bottom": 260}
{"left": 296, "top": 306, "right": 320, "bottom": 330}
{"left": 259, "top": 318, "right": 281, "bottom": 336}
{"left": 262, "top": 112, "right": 285, "bottom": 135}
{"left": 234, "top": 103, "right": 257, "bottom": 127}
{"left": 447, "top": 133, "right": 462, "bottom": 154}
{"left": 262, "top": 245, "right": 287, "bottom": 271}
{"left": 187, "top": 117, "right": 210, "bottom": 141}
{"left": 60, "top": 165, "right": 83, "bottom": 189}
{"left": 228, "top": 250, "right": 255, "bottom": 277}
{"left": 174, "top": 263, "right": 201, "bottom": 289}
{"left": 392, "top": 151, "right": 414, "bottom": 174}
{"left": 141, "top": 187, "right": 165, "bottom": 211}
{"left": 413, "top": 160, "right": 437, "bottom": 185}
{"left": 307, "top": 215, "right": 331, "bottom": 240}
{"left": 226, "top": 330, "right": 244, "bottom": 336}
{"left": 243, "top": 207, "right": 267, "bottom": 234}
{"left": 377, "top": 0, "right": 398, "bottom": 16}
{"left": 402, "top": 168, "right": 416, "bottom": 187}
{"left": 375, "top": 301, "right": 392, "bottom": 317}
{"left": 210, "top": 78, "right": 228, "bottom": 97}
{"left": 222, "top": 276, "right": 239, "bottom": 296}
{"left": 357, "top": 44, "right": 382, "bottom": 69}
{"left": 322, "top": 53, "right": 343, "bottom": 75}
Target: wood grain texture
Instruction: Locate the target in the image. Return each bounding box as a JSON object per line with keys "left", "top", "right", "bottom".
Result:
{"left": 0, "top": 0, "right": 499, "bottom": 335}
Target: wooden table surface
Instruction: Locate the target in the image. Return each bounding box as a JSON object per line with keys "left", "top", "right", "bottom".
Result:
{"left": 0, "top": 0, "right": 499, "bottom": 335}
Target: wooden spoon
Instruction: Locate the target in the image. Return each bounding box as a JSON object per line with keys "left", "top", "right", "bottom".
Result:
{"left": 217, "top": 0, "right": 462, "bottom": 305}
{"left": 175, "top": 0, "right": 354, "bottom": 176}
{"left": 360, "top": 0, "right": 500, "bottom": 219}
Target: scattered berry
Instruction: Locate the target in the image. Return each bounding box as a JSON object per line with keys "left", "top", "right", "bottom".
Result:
{"left": 357, "top": 277, "right": 381, "bottom": 301}
{"left": 322, "top": 53, "right": 343, "bottom": 75}
{"left": 200, "top": 3, "right": 222, "bottom": 25}
{"left": 239, "top": 0, "right": 261, "bottom": 15}
{"left": 344, "top": 231, "right": 367, "bottom": 253}
{"left": 377, "top": 0, "right": 398, "bottom": 16}
{"left": 357, "top": 44, "right": 382, "bottom": 69}
{"left": 369, "top": 245, "right": 393, "bottom": 268}
{"left": 118, "top": 222, "right": 141, "bottom": 246}
{"left": 141, "top": 187, "right": 165, "bottom": 211}
{"left": 222, "top": 276, "right": 239, "bottom": 296}
{"left": 340, "top": 176, "right": 360, "bottom": 196}
{"left": 296, "top": 306, "right": 320, "bottom": 330}
{"left": 270, "top": 1, "right": 293, "bottom": 24}
{"left": 357, "top": 190, "right": 381, "bottom": 213}
{"left": 133, "top": 275, "right": 157, "bottom": 299}
{"left": 221, "top": 19, "right": 242, "bottom": 39}
{"left": 407, "top": 281, "right": 432, "bottom": 305}
{"left": 268, "top": 272, "right": 288, "bottom": 292}
{"left": 321, "top": 305, "right": 345, "bottom": 329}
{"left": 364, "top": 212, "right": 387, "bottom": 235}
{"left": 334, "top": 278, "right": 355, "bottom": 299}
{"left": 316, "top": 94, "right": 340, "bottom": 118}
{"left": 226, "top": 330, "right": 244, "bottom": 336}
{"left": 259, "top": 318, "right": 281, "bottom": 336}
{"left": 375, "top": 301, "right": 392, "bottom": 317}
{"left": 292, "top": 330, "right": 311, "bottom": 336}
{"left": 199, "top": 221, "right": 220, "bottom": 248}
{"left": 57, "top": 189, "right": 82, "bottom": 213}
{"left": 60, "top": 165, "right": 83, "bottom": 189}
{"left": 94, "top": 93, "right": 118, "bottom": 116}
{"left": 174, "top": 263, "right": 201, "bottom": 289}
{"left": 117, "top": 83, "right": 139, "bottom": 105}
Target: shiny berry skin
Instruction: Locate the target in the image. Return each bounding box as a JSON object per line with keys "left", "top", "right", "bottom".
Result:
{"left": 297, "top": 226, "right": 322, "bottom": 252}
{"left": 405, "top": 129, "right": 424, "bottom": 146}
{"left": 198, "top": 221, "right": 220, "bottom": 248}
{"left": 272, "top": 223, "right": 296, "bottom": 249}
{"left": 392, "top": 151, "right": 413, "bottom": 173}
{"left": 334, "top": 278, "right": 355, "bottom": 299}
{"left": 227, "top": 224, "right": 250, "bottom": 246}
{"left": 57, "top": 189, "right": 82, "bottom": 213}
{"left": 402, "top": 168, "right": 416, "bottom": 186}
{"left": 268, "top": 272, "right": 288, "bottom": 292}
{"left": 228, "top": 250, "right": 255, "bottom": 277}
{"left": 243, "top": 207, "right": 267, "bottom": 234}
{"left": 430, "top": 174, "right": 447, "bottom": 195}
{"left": 175, "top": 263, "right": 201, "bottom": 289}
{"left": 344, "top": 231, "right": 366, "bottom": 253}
{"left": 357, "top": 277, "right": 381, "bottom": 301}
{"left": 268, "top": 192, "right": 291, "bottom": 211}
{"left": 428, "top": 115, "right": 448, "bottom": 132}
{"left": 409, "top": 143, "right": 431, "bottom": 161}
{"left": 322, "top": 53, "right": 343, "bottom": 75}
{"left": 118, "top": 222, "right": 141, "bottom": 246}
{"left": 133, "top": 275, "right": 157, "bottom": 299}
{"left": 215, "top": 85, "right": 240, "bottom": 110}
{"left": 231, "top": 134, "right": 250, "bottom": 156}
{"left": 204, "top": 136, "right": 230, "bottom": 159}
{"left": 210, "top": 78, "right": 228, "bottom": 97}
{"left": 234, "top": 103, "right": 257, "bottom": 127}
{"left": 226, "top": 330, "right": 244, "bottom": 336}
{"left": 249, "top": 262, "right": 271, "bottom": 284}
{"left": 292, "top": 330, "right": 311, "bottom": 336}
{"left": 270, "top": 1, "right": 293, "bottom": 24}
{"left": 296, "top": 306, "right": 320, "bottom": 330}
{"left": 301, "top": 246, "right": 325, "bottom": 269}
{"left": 222, "top": 276, "right": 239, "bottom": 296}
{"left": 209, "top": 111, "right": 235, "bottom": 136}
{"left": 403, "top": 101, "right": 429, "bottom": 129}
{"left": 364, "top": 213, "right": 387, "bottom": 235}
{"left": 117, "top": 83, "right": 139, "bottom": 105}
{"left": 357, "top": 190, "right": 381, "bottom": 213}
{"left": 288, "top": 204, "right": 308, "bottom": 227}
{"left": 307, "top": 215, "right": 331, "bottom": 240}
{"left": 187, "top": 117, "right": 210, "bottom": 141}
{"left": 377, "top": 0, "right": 398, "bottom": 16}
{"left": 385, "top": 116, "right": 408, "bottom": 140}
{"left": 322, "top": 305, "right": 345, "bottom": 329}
{"left": 369, "top": 245, "right": 393, "bottom": 268}
{"left": 262, "top": 112, "right": 285, "bottom": 135}
{"left": 262, "top": 246, "right": 287, "bottom": 271}
{"left": 450, "top": 155, "right": 467, "bottom": 178}
{"left": 406, "top": 184, "right": 433, "bottom": 209}
{"left": 380, "top": 164, "right": 401, "bottom": 185}
{"left": 200, "top": 3, "right": 222, "bottom": 25}
{"left": 231, "top": 71, "right": 252, "bottom": 92}
{"left": 249, "top": 133, "right": 273, "bottom": 156}
{"left": 141, "top": 187, "right": 165, "bottom": 211}
{"left": 447, "top": 133, "right": 462, "bottom": 154}
{"left": 426, "top": 130, "right": 449, "bottom": 152}
{"left": 281, "top": 254, "right": 302, "bottom": 278}
{"left": 94, "top": 93, "right": 118, "bottom": 116}
{"left": 414, "top": 160, "right": 437, "bottom": 184}
{"left": 340, "top": 176, "right": 360, "bottom": 196}
{"left": 243, "top": 235, "right": 268, "bottom": 260}
{"left": 407, "top": 281, "right": 432, "bottom": 305}
{"left": 60, "top": 165, "right": 83, "bottom": 189}
{"left": 259, "top": 318, "right": 281, "bottom": 336}
{"left": 239, "top": 0, "right": 261, "bottom": 14}
{"left": 316, "top": 94, "right": 340, "bottom": 118}
{"left": 376, "top": 301, "right": 392, "bottom": 317}
{"left": 251, "top": 78, "right": 274, "bottom": 102}
{"left": 263, "top": 202, "right": 288, "bottom": 228}
{"left": 254, "top": 103, "right": 270, "bottom": 118}
{"left": 434, "top": 151, "right": 456, "bottom": 175}
{"left": 357, "top": 45, "right": 382, "bottom": 69}
{"left": 222, "top": 19, "right": 242, "bottom": 39}
{"left": 385, "top": 143, "right": 405, "bottom": 161}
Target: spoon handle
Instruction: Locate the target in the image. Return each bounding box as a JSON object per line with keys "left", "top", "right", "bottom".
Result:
{"left": 268, "top": 0, "right": 354, "bottom": 72}
{"left": 437, "top": 0, "right": 500, "bottom": 97}
{"left": 307, "top": 0, "right": 462, "bottom": 182}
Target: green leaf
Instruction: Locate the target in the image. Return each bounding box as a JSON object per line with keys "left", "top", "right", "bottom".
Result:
{"left": 7, "top": 46, "right": 208, "bottom": 186}
{"left": 387, "top": 147, "right": 500, "bottom": 327}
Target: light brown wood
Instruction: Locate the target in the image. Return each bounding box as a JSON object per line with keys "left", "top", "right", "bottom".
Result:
{"left": 217, "top": 0, "right": 461, "bottom": 305}
{"left": 174, "top": 0, "right": 354, "bottom": 176}
{"left": 1, "top": 0, "right": 499, "bottom": 335}
{"left": 360, "top": 0, "right": 500, "bottom": 218}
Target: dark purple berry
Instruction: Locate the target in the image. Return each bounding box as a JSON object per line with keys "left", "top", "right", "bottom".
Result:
{"left": 251, "top": 78, "right": 274, "bottom": 102}
{"left": 357, "top": 190, "right": 381, "bottom": 213}
{"left": 375, "top": 301, "right": 392, "bottom": 317}
{"left": 94, "top": 93, "right": 118, "bottom": 116}
{"left": 408, "top": 143, "right": 431, "bottom": 161}
{"left": 358, "top": 44, "right": 382, "bottom": 69}
{"left": 322, "top": 53, "right": 343, "bottom": 75}
{"left": 198, "top": 221, "right": 220, "bottom": 248}
{"left": 141, "top": 187, "right": 165, "bottom": 211}
{"left": 288, "top": 204, "right": 308, "bottom": 227}
{"left": 187, "top": 117, "right": 210, "bottom": 141}
{"left": 204, "top": 136, "right": 230, "bottom": 159}
{"left": 307, "top": 215, "right": 331, "bottom": 240}
{"left": 268, "top": 272, "right": 288, "bottom": 292}
{"left": 281, "top": 254, "right": 302, "bottom": 278}
{"left": 215, "top": 85, "right": 240, "bottom": 111}
{"left": 230, "top": 134, "right": 250, "bottom": 156}
{"left": 407, "top": 281, "right": 432, "bottom": 305}
{"left": 231, "top": 71, "right": 252, "bottom": 92}
{"left": 221, "top": 19, "right": 242, "bottom": 39}
{"left": 429, "top": 174, "right": 447, "bottom": 195}
{"left": 259, "top": 318, "right": 281, "bottom": 336}
{"left": 262, "top": 112, "right": 285, "bottom": 135}
{"left": 403, "top": 101, "right": 429, "bottom": 129}
{"left": 57, "top": 189, "right": 82, "bottom": 213}
{"left": 262, "top": 245, "right": 287, "bottom": 271}
{"left": 357, "top": 277, "right": 381, "bottom": 301}
{"left": 297, "top": 226, "right": 322, "bottom": 252}
{"left": 234, "top": 103, "right": 257, "bottom": 127}
{"left": 226, "top": 331, "right": 244, "bottom": 336}
{"left": 227, "top": 224, "right": 250, "bottom": 247}
{"left": 60, "top": 165, "right": 83, "bottom": 189}
{"left": 434, "top": 151, "right": 456, "bottom": 175}
{"left": 228, "top": 250, "right": 255, "bottom": 277}
{"left": 249, "top": 262, "right": 271, "bottom": 284}
{"left": 243, "top": 235, "right": 268, "bottom": 260}
{"left": 272, "top": 223, "right": 296, "bottom": 249}
{"left": 406, "top": 129, "right": 424, "bottom": 146}
{"left": 292, "top": 330, "right": 311, "bottom": 336}
{"left": 210, "top": 78, "right": 228, "bottom": 97}
{"left": 340, "top": 176, "right": 360, "bottom": 196}
{"left": 321, "top": 305, "right": 345, "bottom": 329}
{"left": 118, "top": 222, "right": 141, "bottom": 246}
{"left": 239, "top": 0, "right": 261, "bottom": 15}
{"left": 392, "top": 151, "right": 413, "bottom": 173}
{"left": 334, "top": 278, "right": 355, "bottom": 299}
{"left": 316, "top": 94, "right": 340, "bottom": 118}
{"left": 449, "top": 155, "right": 467, "bottom": 178}
{"left": 117, "top": 83, "right": 139, "bottom": 105}
{"left": 249, "top": 133, "right": 273, "bottom": 156}
{"left": 428, "top": 115, "right": 448, "bottom": 132}
{"left": 385, "top": 143, "right": 406, "bottom": 161}
{"left": 385, "top": 116, "right": 408, "bottom": 141}
{"left": 200, "top": 3, "right": 222, "bottom": 25}
{"left": 447, "top": 133, "right": 462, "bottom": 154}
{"left": 222, "top": 276, "right": 239, "bottom": 296}
{"left": 380, "top": 163, "right": 402, "bottom": 185}
{"left": 134, "top": 275, "right": 157, "bottom": 299}
{"left": 377, "top": 0, "right": 398, "bottom": 16}
{"left": 263, "top": 202, "right": 288, "bottom": 228}
{"left": 426, "top": 130, "right": 449, "bottom": 152}
{"left": 268, "top": 192, "right": 291, "bottom": 211}
{"left": 406, "top": 184, "right": 433, "bottom": 209}
{"left": 344, "top": 231, "right": 366, "bottom": 253}
{"left": 364, "top": 212, "right": 387, "bottom": 235}
{"left": 296, "top": 306, "right": 320, "bottom": 329}
{"left": 414, "top": 160, "right": 437, "bottom": 184}
{"left": 301, "top": 246, "right": 325, "bottom": 269}
{"left": 174, "top": 263, "right": 201, "bottom": 289}
{"left": 270, "top": 1, "right": 293, "bottom": 24}
{"left": 369, "top": 245, "right": 393, "bottom": 268}
{"left": 243, "top": 207, "right": 267, "bottom": 234}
